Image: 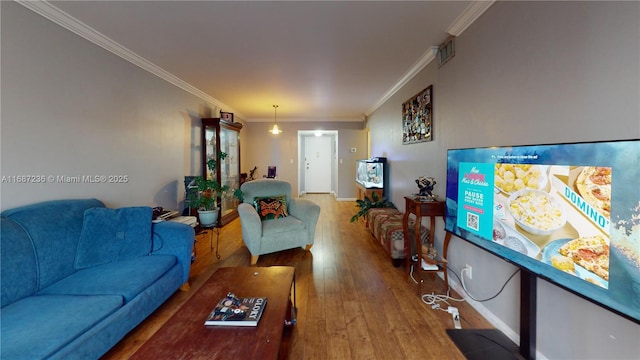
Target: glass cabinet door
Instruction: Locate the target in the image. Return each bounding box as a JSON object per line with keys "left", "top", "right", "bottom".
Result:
{"left": 201, "top": 118, "right": 243, "bottom": 226}
{"left": 219, "top": 127, "right": 240, "bottom": 220}
{"left": 204, "top": 127, "right": 217, "bottom": 180}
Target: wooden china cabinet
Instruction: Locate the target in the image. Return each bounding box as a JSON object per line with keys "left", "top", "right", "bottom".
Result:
{"left": 201, "top": 118, "right": 243, "bottom": 226}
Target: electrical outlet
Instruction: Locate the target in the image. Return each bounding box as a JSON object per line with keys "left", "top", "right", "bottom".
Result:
{"left": 464, "top": 264, "right": 472, "bottom": 280}
{"left": 448, "top": 307, "right": 461, "bottom": 329}
{"left": 453, "top": 313, "right": 461, "bottom": 329}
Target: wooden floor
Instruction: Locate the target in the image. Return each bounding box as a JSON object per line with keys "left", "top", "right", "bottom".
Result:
{"left": 102, "top": 194, "right": 493, "bottom": 359}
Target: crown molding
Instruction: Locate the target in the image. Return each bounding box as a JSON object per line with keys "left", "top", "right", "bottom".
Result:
{"left": 365, "top": 1, "right": 494, "bottom": 117}
{"left": 16, "top": 0, "right": 243, "bottom": 119}
{"left": 447, "top": 0, "right": 495, "bottom": 36}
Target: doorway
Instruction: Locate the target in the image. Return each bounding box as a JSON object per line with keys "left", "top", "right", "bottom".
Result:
{"left": 298, "top": 131, "right": 337, "bottom": 195}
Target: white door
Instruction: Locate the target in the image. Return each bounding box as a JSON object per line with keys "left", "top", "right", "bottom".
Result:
{"left": 304, "top": 136, "right": 332, "bottom": 192}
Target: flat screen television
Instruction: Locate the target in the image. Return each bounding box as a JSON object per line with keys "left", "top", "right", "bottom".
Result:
{"left": 444, "top": 139, "right": 639, "bottom": 324}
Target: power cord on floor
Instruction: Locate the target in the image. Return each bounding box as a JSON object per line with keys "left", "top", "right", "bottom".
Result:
{"left": 409, "top": 261, "right": 464, "bottom": 311}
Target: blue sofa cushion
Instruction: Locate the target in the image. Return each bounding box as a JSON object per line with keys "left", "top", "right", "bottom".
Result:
{"left": 75, "top": 206, "right": 153, "bottom": 269}
{"left": 0, "top": 294, "right": 123, "bottom": 360}
{"left": 1, "top": 199, "right": 105, "bottom": 290}
{"left": 0, "top": 218, "right": 38, "bottom": 307}
{"left": 39, "top": 255, "right": 176, "bottom": 303}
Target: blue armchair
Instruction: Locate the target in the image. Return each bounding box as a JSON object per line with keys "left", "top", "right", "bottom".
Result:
{"left": 237, "top": 179, "right": 320, "bottom": 264}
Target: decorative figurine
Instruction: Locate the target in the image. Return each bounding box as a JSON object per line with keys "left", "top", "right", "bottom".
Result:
{"left": 248, "top": 166, "right": 258, "bottom": 181}
{"left": 415, "top": 176, "right": 438, "bottom": 201}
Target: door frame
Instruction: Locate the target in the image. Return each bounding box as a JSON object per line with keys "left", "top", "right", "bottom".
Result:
{"left": 297, "top": 130, "right": 338, "bottom": 196}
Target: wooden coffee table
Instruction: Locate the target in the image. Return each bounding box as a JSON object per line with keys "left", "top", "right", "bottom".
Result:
{"left": 131, "top": 266, "right": 296, "bottom": 360}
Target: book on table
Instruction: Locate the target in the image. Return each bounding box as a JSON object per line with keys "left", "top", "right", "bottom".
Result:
{"left": 204, "top": 292, "right": 267, "bottom": 327}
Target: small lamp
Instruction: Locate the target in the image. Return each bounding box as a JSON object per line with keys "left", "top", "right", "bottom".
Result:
{"left": 270, "top": 105, "right": 282, "bottom": 134}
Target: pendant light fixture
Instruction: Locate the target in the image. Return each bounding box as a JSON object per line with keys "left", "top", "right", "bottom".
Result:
{"left": 270, "top": 104, "right": 282, "bottom": 135}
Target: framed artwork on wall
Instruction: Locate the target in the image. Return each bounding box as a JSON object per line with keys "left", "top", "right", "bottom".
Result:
{"left": 402, "top": 85, "right": 433, "bottom": 144}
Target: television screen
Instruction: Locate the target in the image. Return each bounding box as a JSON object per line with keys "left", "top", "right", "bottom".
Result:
{"left": 445, "top": 139, "right": 639, "bottom": 323}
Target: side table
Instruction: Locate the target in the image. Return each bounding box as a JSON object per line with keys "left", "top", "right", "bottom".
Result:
{"left": 197, "top": 224, "right": 221, "bottom": 260}
{"left": 403, "top": 197, "right": 452, "bottom": 293}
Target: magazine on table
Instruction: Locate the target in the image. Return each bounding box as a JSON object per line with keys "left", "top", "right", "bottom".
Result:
{"left": 204, "top": 292, "right": 267, "bottom": 327}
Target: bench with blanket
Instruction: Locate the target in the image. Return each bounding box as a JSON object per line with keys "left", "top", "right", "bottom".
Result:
{"left": 367, "top": 207, "right": 428, "bottom": 266}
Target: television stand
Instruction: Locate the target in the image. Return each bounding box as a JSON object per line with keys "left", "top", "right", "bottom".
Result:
{"left": 448, "top": 270, "right": 537, "bottom": 360}
{"left": 446, "top": 329, "right": 522, "bottom": 360}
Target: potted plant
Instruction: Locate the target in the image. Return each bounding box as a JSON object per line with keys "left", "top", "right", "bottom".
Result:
{"left": 350, "top": 192, "right": 395, "bottom": 223}
{"left": 189, "top": 151, "right": 230, "bottom": 227}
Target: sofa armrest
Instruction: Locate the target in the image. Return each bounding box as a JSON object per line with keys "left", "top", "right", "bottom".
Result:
{"left": 238, "top": 203, "right": 262, "bottom": 254}
{"left": 151, "top": 221, "right": 194, "bottom": 284}
{"left": 288, "top": 198, "right": 321, "bottom": 243}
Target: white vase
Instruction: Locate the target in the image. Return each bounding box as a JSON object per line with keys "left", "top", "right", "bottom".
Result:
{"left": 198, "top": 208, "right": 219, "bottom": 227}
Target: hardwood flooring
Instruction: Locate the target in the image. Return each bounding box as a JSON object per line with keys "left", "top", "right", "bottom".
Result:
{"left": 102, "top": 194, "right": 493, "bottom": 359}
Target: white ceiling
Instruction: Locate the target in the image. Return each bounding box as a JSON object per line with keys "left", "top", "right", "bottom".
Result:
{"left": 26, "top": 1, "right": 492, "bottom": 122}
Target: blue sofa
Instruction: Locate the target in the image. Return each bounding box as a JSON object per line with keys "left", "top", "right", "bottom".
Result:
{"left": 0, "top": 199, "right": 194, "bottom": 359}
